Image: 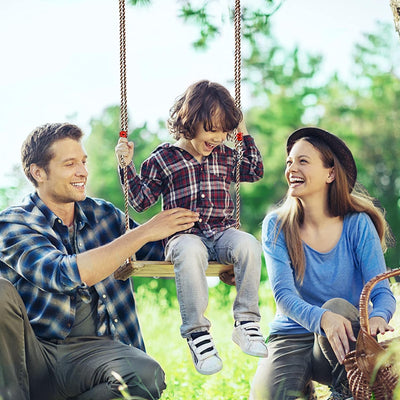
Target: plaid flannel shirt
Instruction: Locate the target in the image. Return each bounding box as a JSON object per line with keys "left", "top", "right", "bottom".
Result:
{"left": 123, "top": 135, "right": 263, "bottom": 238}
{"left": 0, "top": 192, "right": 164, "bottom": 350}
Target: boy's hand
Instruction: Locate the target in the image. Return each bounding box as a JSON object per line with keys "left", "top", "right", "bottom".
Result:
{"left": 115, "top": 137, "right": 134, "bottom": 167}
{"left": 237, "top": 119, "right": 249, "bottom": 136}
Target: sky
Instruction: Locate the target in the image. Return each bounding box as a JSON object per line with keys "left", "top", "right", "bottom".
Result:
{"left": 0, "top": 0, "right": 396, "bottom": 187}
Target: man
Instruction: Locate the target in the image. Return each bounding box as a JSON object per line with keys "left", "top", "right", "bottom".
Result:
{"left": 0, "top": 123, "right": 199, "bottom": 400}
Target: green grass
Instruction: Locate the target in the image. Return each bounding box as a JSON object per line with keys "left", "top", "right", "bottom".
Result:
{"left": 134, "top": 279, "right": 275, "bottom": 399}
{"left": 131, "top": 280, "right": 400, "bottom": 400}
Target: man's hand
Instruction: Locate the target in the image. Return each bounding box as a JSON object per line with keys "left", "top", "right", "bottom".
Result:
{"left": 320, "top": 310, "right": 356, "bottom": 364}
{"left": 77, "top": 208, "right": 199, "bottom": 286}
{"left": 369, "top": 316, "right": 394, "bottom": 336}
{"left": 115, "top": 137, "right": 134, "bottom": 167}
{"left": 141, "top": 208, "right": 199, "bottom": 242}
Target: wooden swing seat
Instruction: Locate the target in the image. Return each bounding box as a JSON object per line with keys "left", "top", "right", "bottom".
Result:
{"left": 114, "top": 260, "right": 234, "bottom": 280}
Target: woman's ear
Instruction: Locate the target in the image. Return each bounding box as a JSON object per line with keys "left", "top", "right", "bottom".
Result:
{"left": 327, "top": 167, "right": 336, "bottom": 183}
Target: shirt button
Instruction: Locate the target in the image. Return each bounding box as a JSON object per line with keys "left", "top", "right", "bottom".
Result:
{"left": 198, "top": 218, "right": 202, "bottom": 223}
{"left": 200, "top": 194, "right": 205, "bottom": 198}
{"left": 102, "top": 294, "right": 107, "bottom": 299}
{"left": 114, "top": 318, "right": 118, "bottom": 323}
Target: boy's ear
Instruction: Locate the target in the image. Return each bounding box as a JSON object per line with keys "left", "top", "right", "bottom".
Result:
{"left": 30, "top": 164, "right": 46, "bottom": 184}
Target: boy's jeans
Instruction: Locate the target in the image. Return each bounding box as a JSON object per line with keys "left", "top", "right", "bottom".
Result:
{"left": 165, "top": 227, "right": 262, "bottom": 338}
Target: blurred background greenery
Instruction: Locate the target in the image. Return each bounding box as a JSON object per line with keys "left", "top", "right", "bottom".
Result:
{"left": 1, "top": 1, "right": 399, "bottom": 290}
{"left": 86, "top": 4, "right": 400, "bottom": 283}
{"left": 1, "top": 1, "right": 400, "bottom": 398}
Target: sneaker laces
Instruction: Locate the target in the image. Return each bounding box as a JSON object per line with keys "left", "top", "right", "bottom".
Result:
{"left": 188, "top": 331, "right": 218, "bottom": 361}
{"left": 235, "top": 321, "right": 265, "bottom": 342}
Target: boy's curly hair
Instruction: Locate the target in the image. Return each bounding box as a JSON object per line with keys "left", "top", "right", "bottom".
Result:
{"left": 167, "top": 80, "right": 242, "bottom": 140}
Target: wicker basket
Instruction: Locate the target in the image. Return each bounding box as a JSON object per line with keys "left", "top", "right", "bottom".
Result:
{"left": 343, "top": 268, "right": 400, "bottom": 400}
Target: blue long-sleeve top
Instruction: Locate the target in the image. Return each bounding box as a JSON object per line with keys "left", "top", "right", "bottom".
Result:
{"left": 262, "top": 211, "right": 396, "bottom": 336}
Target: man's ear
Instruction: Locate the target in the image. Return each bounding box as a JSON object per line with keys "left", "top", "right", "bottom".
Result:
{"left": 30, "top": 164, "right": 46, "bottom": 184}
{"left": 327, "top": 167, "right": 335, "bottom": 183}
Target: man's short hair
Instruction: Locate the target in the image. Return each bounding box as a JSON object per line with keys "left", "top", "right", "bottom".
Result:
{"left": 21, "top": 123, "right": 84, "bottom": 186}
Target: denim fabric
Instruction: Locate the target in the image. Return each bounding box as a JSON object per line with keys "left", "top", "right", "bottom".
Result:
{"left": 165, "top": 227, "right": 262, "bottom": 337}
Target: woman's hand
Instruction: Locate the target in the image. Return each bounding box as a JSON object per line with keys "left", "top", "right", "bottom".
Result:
{"left": 369, "top": 316, "right": 394, "bottom": 336}
{"left": 115, "top": 137, "right": 134, "bottom": 167}
{"left": 320, "top": 310, "right": 357, "bottom": 364}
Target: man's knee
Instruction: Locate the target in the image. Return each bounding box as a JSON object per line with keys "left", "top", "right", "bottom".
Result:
{"left": 126, "top": 356, "right": 166, "bottom": 399}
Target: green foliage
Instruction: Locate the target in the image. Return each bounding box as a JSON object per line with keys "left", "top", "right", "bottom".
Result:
{"left": 127, "top": 0, "right": 151, "bottom": 6}
{"left": 85, "top": 106, "right": 166, "bottom": 225}
{"left": 179, "top": 3, "right": 220, "bottom": 49}
{"left": 83, "top": 6, "right": 400, "bottom": 282}
{"left": 177, "top": 0, "right": 284, "bottom": 50}
{"left": 0, "top": 165, "right": 31, "bottom": 210}
{"left": 317, "top": 23, "right": 400, "bottom": 268}
{"left": 239, "top": 26, "right": 325, "bottom": 236}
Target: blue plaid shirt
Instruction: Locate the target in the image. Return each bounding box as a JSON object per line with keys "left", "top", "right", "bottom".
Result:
{"left": 0, "top": 192, "right": 164, "bottom": 351}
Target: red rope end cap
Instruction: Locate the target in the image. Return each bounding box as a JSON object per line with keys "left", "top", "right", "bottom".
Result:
{"left": 236, "top": 131, "right": 243, "bottom": 141}
{"left": 119, "top": 131, "right": 128, "bottom": 138}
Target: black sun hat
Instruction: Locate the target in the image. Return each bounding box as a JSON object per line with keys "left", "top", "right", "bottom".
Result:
{"left": 286, "top": 127, "right": 357, "bottom": 190}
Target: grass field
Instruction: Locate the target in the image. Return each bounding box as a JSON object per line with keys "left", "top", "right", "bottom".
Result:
{"left": 133, "top": 279, "right": 330, "bottom": 400}
{"left": 134, "top": 278, "right": 274, "bottom": 399}
{"left": 132, "top": 279, "right": 400, "bottom": 400}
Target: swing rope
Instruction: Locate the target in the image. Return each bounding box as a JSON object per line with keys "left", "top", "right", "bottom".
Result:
{"left": 118, "top": 0, "right": 130, "bottom": 236}
{"left": 234, "top": 0, "right": 243, "bottom": 229}
{"left": 114, "top": 0, "right": 242, "bottom": 280}
{"left": 114, "top": 0, "right": 136, "bottom": 280}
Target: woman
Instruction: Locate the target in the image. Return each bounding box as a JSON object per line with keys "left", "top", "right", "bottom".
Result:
{"left": 250, "top": 127, "right": 396, "bottom": 400}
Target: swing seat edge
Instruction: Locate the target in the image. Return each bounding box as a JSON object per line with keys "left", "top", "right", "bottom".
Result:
{"left": 115, "top": 261, "right": 234, "bottom": 279}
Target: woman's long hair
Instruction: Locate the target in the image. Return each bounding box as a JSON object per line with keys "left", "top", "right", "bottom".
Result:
{"left": 273, "top": 136, "right": 392, "bottom": 284}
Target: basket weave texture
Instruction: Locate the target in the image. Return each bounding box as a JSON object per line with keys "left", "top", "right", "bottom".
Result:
{"left": 343, "top": 268, "right": 400, "bottom": 400}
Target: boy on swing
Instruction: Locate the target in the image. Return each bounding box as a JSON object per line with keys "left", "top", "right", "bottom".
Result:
{"left": 115, "top": 80, "right": 267, "bottom": 375}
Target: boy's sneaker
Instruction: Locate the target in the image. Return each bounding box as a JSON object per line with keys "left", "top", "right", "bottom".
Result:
{"left": 232, "top": 321, "right": 268, "bottom": 357}
{"left": 187, "top": 331, "right": 222, "bottom": 375}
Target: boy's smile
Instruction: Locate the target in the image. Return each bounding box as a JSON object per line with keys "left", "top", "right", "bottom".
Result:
{"left": 177, "top": 124, "right": 228, "bottom": 162}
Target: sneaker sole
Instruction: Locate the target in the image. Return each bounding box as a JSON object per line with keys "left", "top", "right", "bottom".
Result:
{"left": 232, "top": 333, "right": 268, "bottom": 357}
{"left": 193, "top": 362, "right": 223, "bottom": 375}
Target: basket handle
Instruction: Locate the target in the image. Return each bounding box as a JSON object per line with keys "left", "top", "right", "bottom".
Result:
{"left": 359, "top": 268, "right": 400, "bottom": 334}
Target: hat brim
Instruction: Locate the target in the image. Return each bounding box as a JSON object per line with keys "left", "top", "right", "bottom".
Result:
{"left": 286, "top": 127, "right": 357, "bottom": 190}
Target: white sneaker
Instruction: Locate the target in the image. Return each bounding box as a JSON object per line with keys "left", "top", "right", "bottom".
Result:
{"left": 232, "top": 321, "right": 268, "bottom": 357}
{"left": 187, "top": 331, "right": 223, "bottom": 375}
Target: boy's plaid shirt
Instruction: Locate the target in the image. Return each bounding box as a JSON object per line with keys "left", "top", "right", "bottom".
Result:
{"left": 123, "top": 135, "right": 264, "bottom": 238}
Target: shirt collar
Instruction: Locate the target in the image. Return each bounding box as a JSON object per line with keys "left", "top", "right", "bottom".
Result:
{"left": 29, "top": 192, "right": 91, "bottom": 231}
